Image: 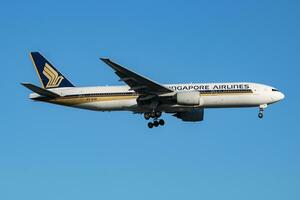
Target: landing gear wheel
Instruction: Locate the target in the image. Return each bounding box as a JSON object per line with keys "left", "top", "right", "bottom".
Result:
{"left": 150, "top": 111, "right": 162, "bottom": 118}
{"left": 148, "top": 122, "right": 154, "bottom": 128}
{"left": 258, "top": 104, "right": 267, "bottom": 119}
{"left": 153, "top": 120, "right": 159, "bottom": 127}
{"left": 155, "top": 111, "right": 162, "bottom": 118}
{"left": 144, "top": 113, "right": 151, "bottom": 120}
{"left": 159, "top": 119, "right": 165, "bottom": 126}
{"left": 145, "top": 111, "right": 165, "bottom": 128}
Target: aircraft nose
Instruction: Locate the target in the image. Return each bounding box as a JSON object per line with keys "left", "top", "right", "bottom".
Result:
{"left": 278, "top": 92, "right": 285, "bottom": 101}
{"left": 270, "top": 91, "right": 285, "bottom": 103}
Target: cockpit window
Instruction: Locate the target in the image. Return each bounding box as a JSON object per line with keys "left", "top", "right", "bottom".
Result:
{"left": 272, "top": 88, "right": 279, "bottom": 91}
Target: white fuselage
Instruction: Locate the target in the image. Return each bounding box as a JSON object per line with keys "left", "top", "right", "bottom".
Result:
{"left": 30, "top": 82, "right": 285, "bottom": 113}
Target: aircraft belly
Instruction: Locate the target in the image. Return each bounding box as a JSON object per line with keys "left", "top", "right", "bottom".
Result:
{"left": 203, "top": 94, "right": 261, "bottom": 108}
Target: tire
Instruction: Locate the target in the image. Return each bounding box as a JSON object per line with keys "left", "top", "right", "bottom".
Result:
{"left": 144, "top": 113, "right": 151, "bottom": 120}
{"left": 258, "top": 113, "right": 263, "bottom": 119}
{"left": 155, "top": 111, "right": 162, "bottom": 118}
{"left": 159, "top": 119, "right": 165, "bottom": 126}
{"left": 153, "top": 121, "right": 159, "bottom": 127}
{"left": 148, "top": 122, "right": 154, "bottom": 128}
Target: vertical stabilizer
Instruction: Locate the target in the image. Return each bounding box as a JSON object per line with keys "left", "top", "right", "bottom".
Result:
{"left": 30, "top": 52, "right": 74, "bottom": 88}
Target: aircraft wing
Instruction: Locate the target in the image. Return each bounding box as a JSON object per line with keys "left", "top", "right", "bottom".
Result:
{"left": 100, "top": 58, "right": 173, "bottom": 94}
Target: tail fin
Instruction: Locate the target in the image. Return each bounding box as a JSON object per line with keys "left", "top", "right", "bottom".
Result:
{"left": 30, "top": 52, "right": 74, "bottom": 88}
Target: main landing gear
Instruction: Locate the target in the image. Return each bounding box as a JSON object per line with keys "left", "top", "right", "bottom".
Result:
{"left": 258, "top": 104, "right": 267, "bottom": 119}
{"left": 144, "top": 111, "right": 165, "bottom": 128}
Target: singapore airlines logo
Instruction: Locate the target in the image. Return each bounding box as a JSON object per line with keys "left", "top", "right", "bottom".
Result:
{"left": 42, "top": 63, "right": 64, "bottom": 88}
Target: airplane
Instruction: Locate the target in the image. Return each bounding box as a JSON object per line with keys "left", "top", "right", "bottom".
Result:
{"left": 22, "top": 52, "right": 285, "bottom": 128}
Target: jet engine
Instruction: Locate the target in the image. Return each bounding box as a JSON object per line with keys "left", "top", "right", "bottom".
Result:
{"left": 173, "top": 109, "right": 204, "bottom": 121}
{"left": 175, "top": 91, "right": 204, "bottom": 106}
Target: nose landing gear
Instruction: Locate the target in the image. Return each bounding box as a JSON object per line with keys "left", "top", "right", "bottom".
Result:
{"left": 258, "top": 104, "right": 267, "bottom": 119}
{"left": 144, "top": 112, "right": 165, "bottom": 128}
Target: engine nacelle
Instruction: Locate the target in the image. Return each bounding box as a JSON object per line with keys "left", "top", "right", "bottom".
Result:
{"left": 174, "top": 109, "right": 204, "bottom": 122}
{"left": 175, "top": 91, "right": 203, "bottom": 106}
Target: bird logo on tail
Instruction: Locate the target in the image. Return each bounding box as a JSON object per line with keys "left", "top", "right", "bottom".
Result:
{"left": 42, "top": 63, "right": 64, "bottom": 88}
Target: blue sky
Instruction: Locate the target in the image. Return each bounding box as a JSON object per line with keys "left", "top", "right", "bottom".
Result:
{"left": 1, "top": 0, "right": 299, "bottom": 199}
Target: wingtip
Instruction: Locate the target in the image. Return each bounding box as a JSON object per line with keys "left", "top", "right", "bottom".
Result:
{"left": 100, "top": 58, "right": 110, "bottom": 62}
{"left": 21, "top": 82, "right": 29, "bottom": 86}
{"left": 20, "top": 82, "right": 32, "bottom": 90}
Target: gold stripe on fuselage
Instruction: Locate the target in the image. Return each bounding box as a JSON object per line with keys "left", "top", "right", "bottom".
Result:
{"left": 49, "top": 95, "right": 138, "bottom": 106}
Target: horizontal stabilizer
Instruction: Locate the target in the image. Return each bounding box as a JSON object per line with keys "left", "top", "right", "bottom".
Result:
{"left": 21, "top": 83, "right": 60, "bottom": 98}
